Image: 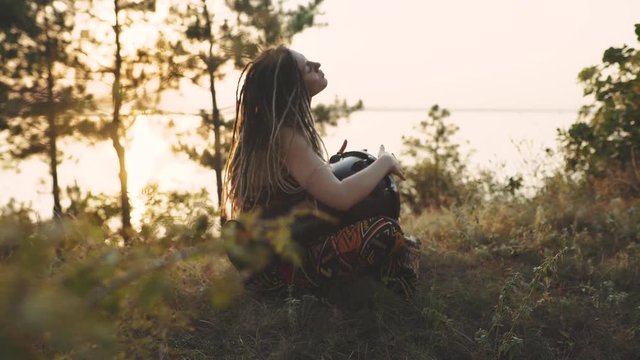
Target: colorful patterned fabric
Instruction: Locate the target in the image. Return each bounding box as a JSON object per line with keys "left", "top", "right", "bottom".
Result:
{"left": 241, "top": 216, "right": 420, "bottom": 299}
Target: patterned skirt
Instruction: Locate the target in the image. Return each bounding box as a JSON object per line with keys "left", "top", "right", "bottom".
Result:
{"left": 237, "top": 216, "right": 421, "bottom": 299}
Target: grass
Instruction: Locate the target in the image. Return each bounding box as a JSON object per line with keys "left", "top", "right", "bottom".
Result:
{"left": 162, "top": 192, "right": 639, "bottom": 359}
{"left": 1, "top": 177, "right": 639, "bottom": 359}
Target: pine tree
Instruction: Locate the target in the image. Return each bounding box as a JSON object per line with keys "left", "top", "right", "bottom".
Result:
{"left": 0, "top": 0, "right": 94, "bottom": 220}
{"left": 165, "top": 0, "right": 325, "bottom": 223}
{"left": 77, "top": 0, "right": 181, "bottom": 242}
{"left": 166, "top": 0, "right": 363, "bottom": 224}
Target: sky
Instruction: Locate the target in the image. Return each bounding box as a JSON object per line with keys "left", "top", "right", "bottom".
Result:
{"left": 289, "top": 0, "right": 640, "bottom": 111}
{"left": 162, "top": 0, "right": 640, "bottom": 119}
{"left": 2, "top": 0, "right": 640, "bottom": 220}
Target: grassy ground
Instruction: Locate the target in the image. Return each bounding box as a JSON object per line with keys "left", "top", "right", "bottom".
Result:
{"left": 163, "top": 194, "right": 640, "bottom": 359}
{"left": 1, "top": 178, "right": 638, "bottom": 359}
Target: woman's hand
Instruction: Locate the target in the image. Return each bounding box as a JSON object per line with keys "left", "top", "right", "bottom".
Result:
{"left": 378, "top": 145, "right": 406, "bottom": 181}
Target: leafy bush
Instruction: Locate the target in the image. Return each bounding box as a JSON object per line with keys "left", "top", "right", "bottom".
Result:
{"left": 400, "top": 105, "right": 467, "bottom": 212}
{"left": 559, "top": 24, "right": 640, "bottom": 198}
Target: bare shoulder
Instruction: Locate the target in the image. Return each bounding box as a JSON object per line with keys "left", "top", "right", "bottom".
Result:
{"left": 279, "top": 127, "right": 311, "bottom": 152}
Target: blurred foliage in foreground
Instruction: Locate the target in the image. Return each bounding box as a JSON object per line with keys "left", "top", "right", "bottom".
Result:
{"left": 0, "top": 188, "right": 238, "bottom": 359}
{"left": 0, "top": 185, "right": 306, "bottom": 359}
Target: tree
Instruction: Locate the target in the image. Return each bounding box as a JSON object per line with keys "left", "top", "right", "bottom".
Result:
{"left": 0, "top": 0, "right": 94, "bottom": 219}
{"left": 560, "top": 24, "right": 640, "bottom": 196}
{"left": 312, "top": 98, "right": 364, "bottom": 135}
{"left": 166, "top": 0, "right": 331, "bottom": 224}
{"left": 78, "top": 0, "right": 181, "bottom": 242}
{"left": 400, "top": 105, "right": 465, "bottom": 211}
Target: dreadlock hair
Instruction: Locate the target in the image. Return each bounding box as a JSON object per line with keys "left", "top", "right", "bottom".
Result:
{"left": 222, "top": 46, "right": 326, "bottom": 219}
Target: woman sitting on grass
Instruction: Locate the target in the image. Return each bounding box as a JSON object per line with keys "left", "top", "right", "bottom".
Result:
{"left": 222, "top": 45, "right": 420, "bottom": 300}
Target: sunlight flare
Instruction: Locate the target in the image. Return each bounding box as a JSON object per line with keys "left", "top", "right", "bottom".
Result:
{"left": 126, "top": 116, "right": 163, "bottom": 226}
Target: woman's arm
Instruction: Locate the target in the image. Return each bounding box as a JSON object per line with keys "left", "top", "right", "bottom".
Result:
{"left": 281, "top": 129, "right": 403, "bottom": 212}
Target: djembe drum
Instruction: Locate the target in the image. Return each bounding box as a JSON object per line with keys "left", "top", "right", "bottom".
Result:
{"left": 326, "top": 149, "right": 400, "bottom": 224}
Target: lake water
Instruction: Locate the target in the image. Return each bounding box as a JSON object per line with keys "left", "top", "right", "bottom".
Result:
{"left": 0, "top": 109, "right": 577, "bottom": 223}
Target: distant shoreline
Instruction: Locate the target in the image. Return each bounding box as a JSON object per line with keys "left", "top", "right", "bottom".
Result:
{"left": 361, "top": 107, "right": 579, "bottom": 114}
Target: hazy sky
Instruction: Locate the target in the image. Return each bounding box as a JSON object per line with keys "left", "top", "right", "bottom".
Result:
{"left": 291, "top": 0, "right": 640, "bottom": 110}
{"left": 190, "top": 0, "right": 640, "bottom": 114}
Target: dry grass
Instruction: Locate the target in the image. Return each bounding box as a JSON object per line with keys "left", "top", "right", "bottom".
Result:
{"left": 1, "top": 177, "right": 638, "bottom": 359}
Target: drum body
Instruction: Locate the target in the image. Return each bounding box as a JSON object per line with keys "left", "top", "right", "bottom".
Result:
{"left": 327, "top": 150, "right": 401, "bottom": 224}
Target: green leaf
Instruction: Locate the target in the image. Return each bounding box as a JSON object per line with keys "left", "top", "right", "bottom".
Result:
{"left": 567, "top": 122, "right": 592, "bottom": 143}
{"left": 602, "top": 46, "right": 626, "bottom": 64}
{"left": 577, "top": 66, "right": 598, "bottom": 83}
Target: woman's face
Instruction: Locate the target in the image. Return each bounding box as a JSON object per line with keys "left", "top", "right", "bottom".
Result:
{"left": 291, "top": 50, "right": 327, "bottom": 97}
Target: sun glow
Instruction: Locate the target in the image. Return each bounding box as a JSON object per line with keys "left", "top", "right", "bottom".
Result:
{"left": 123, "top": 115, "right": 219, "bottom": 228}
{"left": 126, "top": 116, "right": 163, "bottom": 226}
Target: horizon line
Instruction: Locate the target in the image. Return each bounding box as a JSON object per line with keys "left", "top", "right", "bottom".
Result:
{"left": 361, "top": 107, "right": 579, "bottom": 114}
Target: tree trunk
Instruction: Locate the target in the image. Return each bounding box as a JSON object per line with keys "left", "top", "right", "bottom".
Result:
{"left": 434, "top": 133, "right": 441, "bottom": 209}
{"left": 114, "top": 138, "right": 131, "bottom": 240}
{"left": 45, "top": 21, "right": 62, "bottom": 220}
{"left": 112, "top": 0, "right": 132, "bottom": 242}
{"left": 204, "top": 3, "right": 224, "bottom": 226}
{"left": 209, "top": 65, "right": 223, "bottom": 225}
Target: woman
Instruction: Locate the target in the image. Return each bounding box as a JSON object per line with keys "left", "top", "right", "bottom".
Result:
{"left": 222, "top": 46, "right": 419, "bottom": 299}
